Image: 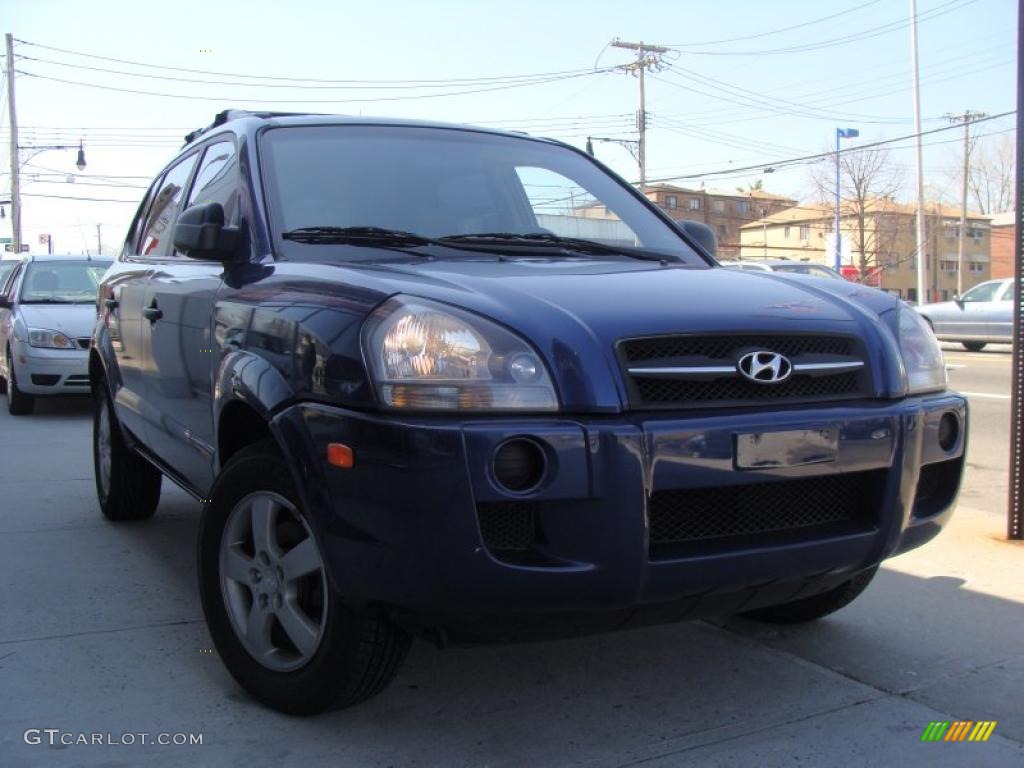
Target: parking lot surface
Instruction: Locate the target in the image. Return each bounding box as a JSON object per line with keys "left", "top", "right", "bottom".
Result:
{"left": 1, "top": 346, "right": 1022, "bottom": 766}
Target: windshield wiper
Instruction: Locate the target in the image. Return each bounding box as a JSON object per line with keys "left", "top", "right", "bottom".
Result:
{"left": 281, "top": 226, "right": 434, "bottom": 247}
{"left": 438, "top": 232, "right": 673, "bottom": 262}
{"left": 22, "top": 298, "right": 76, "bottom": 304}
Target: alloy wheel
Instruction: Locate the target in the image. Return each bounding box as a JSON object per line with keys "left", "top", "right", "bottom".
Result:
{"left": 219, "top": 491, "right": 328, "bottom": 672}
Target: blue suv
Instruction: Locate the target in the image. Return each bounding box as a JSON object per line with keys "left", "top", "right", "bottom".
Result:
{"left": 90, "top": 110, "right": 967, "bottom": 714}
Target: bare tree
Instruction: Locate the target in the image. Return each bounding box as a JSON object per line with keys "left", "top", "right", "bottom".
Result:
{"left": 809, "top": 145, "right": 904, "bottom": 276}
{"left": 968, "top": 134, "right": 1014, "bottom": 214}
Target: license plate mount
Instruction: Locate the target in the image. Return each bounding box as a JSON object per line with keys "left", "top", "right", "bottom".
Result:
{"left": 735, "top": 428, "right": 839, "bottom": 470}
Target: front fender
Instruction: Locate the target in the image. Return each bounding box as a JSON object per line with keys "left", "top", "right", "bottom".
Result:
{"left": 212, "top": 348, "right": 295, "bottom": 430}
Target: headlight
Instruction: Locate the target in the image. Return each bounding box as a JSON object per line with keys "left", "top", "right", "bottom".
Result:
{"left": 362, "top": 297, "right": 558, "bottom": 411}
{"left": 898, "top": 307, "right": 947, "bottom": 394}
{"left": 28, "top": 329, "right": 76, "bottom": 349}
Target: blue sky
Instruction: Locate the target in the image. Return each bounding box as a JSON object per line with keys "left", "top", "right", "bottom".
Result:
{"left": 2, "top": 0, "right": 1018, "bottom": 254}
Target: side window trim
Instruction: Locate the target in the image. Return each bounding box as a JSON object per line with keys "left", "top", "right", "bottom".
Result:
{"left": 185, "top": 136, "right": 239, "bottom": 213}
{"left": 135, "top": 150, "right": 202, "bottom": 262}
{"left": 123, "top": 173, "right": 166, "bottom": 259}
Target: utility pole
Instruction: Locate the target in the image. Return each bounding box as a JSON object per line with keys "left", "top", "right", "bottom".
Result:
{"left": 944, "top": 110, "right": 987, "bottom": 296}
{"left": 5, "top": 33, "right": 21, "bottom": 255}
{"left": 610, "top": 39, "right": 668, "bottom": 191}
{"left": 96, "top": 223, "right": 103, "bottom": 255}
{"left": 909, "top": 0, "right": 927, "bottom": 305}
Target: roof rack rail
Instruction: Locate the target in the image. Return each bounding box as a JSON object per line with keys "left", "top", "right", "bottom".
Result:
{"left": 183, "top": 110, "right": 322, "bottom": 145}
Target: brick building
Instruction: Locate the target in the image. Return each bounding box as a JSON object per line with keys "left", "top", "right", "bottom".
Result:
{"left": 990, "top": 211, "right": 1016, "bottom": 279}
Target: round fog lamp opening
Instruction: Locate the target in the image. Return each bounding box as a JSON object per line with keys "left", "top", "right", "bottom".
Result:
{"left": 492, "top": 438, "right": 547, "bottom": 493}
{"left": 937, "top": 412, "right": 959, "bottom": 452}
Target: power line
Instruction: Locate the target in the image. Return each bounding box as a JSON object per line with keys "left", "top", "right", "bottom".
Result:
{"left": 15, "top": 68, "right": 603, "bottom": 104}
{"left": 667, "top": 1, "right": 882, "bottom": 47}
{"left": 13, "top": 38, "right": 603, "bottom": 86}
{"left": 15, "top": 53, "right": 620, "bottom": 91}
{"left": 666, "top": 0, "right": 975, "bottom": 55}
{"left": 645, "top": 112, "right": 1015, "bottom": 183}
{"left": 21, "top": 192, "right": 139, "bottom": 203}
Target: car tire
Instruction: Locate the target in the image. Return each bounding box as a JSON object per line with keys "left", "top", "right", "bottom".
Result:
{"left": 740, "top": 567, "right": 879, "bottom": 624}
{"left": 198, "top": 440, "right": 410, "bottom": 715}
{"left": 6, "top": 348, "right": 35, "bottom": 415}
{"left": 962, "top": 341, "right": 987, "bottom": 352}
{"left": 93, "top": 378, "right": 162, "bottom": 521}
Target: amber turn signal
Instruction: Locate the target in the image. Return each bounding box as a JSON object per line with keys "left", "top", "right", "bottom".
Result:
{"left": 327, "top": 443, "right": 354, "bottom": 468}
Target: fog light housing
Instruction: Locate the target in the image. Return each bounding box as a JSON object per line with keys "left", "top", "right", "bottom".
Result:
{"left": 492, "top": 438, "right": 547, "bottom": 492}
{"left": 937, "top": 412, "right": 959, "bottom": 452}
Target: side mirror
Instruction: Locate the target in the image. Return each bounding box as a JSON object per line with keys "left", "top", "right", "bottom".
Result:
{"left": 677, "top": 220, "right": 717, "bottom": 258}
{"left": 173, "top": 202, "right": 239, "bottom": 261}
{"left": 0, "top": 297, "right": 10, "bottom": 309}
{"left": 953, "top": 294, "right": 964, "bottom": 309}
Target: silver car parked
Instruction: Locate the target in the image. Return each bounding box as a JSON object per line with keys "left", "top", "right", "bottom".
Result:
{"left": 915, "top": 277, "right": 1016, "bottom": 351}
{"left": 0, "top": 255, "right": 112, "bottom": 414}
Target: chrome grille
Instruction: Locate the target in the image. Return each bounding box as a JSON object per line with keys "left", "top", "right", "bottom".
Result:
{"left": 619, "top": 333, "right": 868, "bottom": 409}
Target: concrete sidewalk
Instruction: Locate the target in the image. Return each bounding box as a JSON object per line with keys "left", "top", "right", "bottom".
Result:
{"left": 0, "top": 402, "right": 1021, "bottom": 767}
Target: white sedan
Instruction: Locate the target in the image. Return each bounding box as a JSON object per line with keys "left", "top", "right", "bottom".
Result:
{"left": 0, "top": 254, "right": 111, "bottom": 414}
{"left": 915, "top": 278, "right": 1016, "bottom": 352}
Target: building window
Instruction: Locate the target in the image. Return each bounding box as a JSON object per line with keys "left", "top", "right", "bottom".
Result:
{"left": 666, "top": 195, "right": 678, "bottom": 209}
{"left": 969, "top": 262, "right": 985, "bottom": 273}
{"left": 940, "top": 260, "right": 959, "bottom": 273}
{"left": 711, "top": 199, "right": 725, "bottom": 213}
{"left": 784, "top": 226, "right": 791, "bottom": 239}
{"left": 907, "top": 288, "right": 917, "bottom": 303}
{"left": 799, "top": 225, "right": 810, "bottom": 241}
{"left": 689, "top": 198, "right": 700, "bottom": 211}
{"left": 717, "top": 224, "right": 727, "bottom": 238}
{"left": 735, "top": 201, "right": 749, "bottom": 215}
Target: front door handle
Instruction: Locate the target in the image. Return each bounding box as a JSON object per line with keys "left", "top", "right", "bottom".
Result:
{"left": 143, "top": 305, "right": 163, "bottom": 322}
{"left": 104, "top": 298, "right": 119, "bottom": 310}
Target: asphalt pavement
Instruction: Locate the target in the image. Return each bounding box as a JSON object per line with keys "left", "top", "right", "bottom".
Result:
{"left": 1, "top": 356, "right": 1022, "bottom": 767}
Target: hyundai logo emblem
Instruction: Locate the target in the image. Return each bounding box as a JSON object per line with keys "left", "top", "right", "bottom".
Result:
{"left": 737, "top": 350, "right": 793, "bottom": 384}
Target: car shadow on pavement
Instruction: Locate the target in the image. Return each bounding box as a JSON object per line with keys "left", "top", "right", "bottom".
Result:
{"left": 194, "top": 564, "right": 1020, "bottom": 765}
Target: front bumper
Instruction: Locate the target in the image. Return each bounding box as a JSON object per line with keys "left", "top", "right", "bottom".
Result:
{"left": 11, "top": 339, "right": 91, "bottom": 395}
{"left": 271, "top": 393, "right": 967, "bottom": 642}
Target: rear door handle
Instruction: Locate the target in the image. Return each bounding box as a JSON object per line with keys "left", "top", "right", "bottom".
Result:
{"left": 143, "top": 306, "right": 163, "bottom": 322}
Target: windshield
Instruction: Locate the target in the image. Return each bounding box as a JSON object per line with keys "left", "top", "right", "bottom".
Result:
{"left": 260, "top": 125, "right": 705, "bottom": 264}
{"left": 19, "top": 260, "right": 112, "bottom": 304}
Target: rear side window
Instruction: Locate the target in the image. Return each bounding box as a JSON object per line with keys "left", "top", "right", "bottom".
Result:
{"left": 139, "top": 154, "right": 198, "bottom": 258}
{"left": 187, "top": 139, "right": 239, "bottom": 221}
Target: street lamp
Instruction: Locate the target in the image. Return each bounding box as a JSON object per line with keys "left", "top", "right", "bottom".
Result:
{"left": 834, "top": 128, "right": 859, "bottom": 271}
{"left": 8, "top": 139, "right": 87, "bottom": 254}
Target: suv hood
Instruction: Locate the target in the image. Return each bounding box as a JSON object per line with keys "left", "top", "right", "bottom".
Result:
{"left": 356, "top": 258, "right": 898, "bottom": 339}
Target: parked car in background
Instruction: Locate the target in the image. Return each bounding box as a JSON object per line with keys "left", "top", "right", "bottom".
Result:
{"left": 915, "top": 278, "right": 1016, "bottom": 351}
{"left": 0, "top": 254, "right": 112, "bottom": 414}
{"left": 719, "top": 260, "right": 845, "bottom": 280}
{"left": 91, "top": 110, "right": 965, "bottom": 715}
{"left": 0, "top": 260, "right": 18, "bottom": 291}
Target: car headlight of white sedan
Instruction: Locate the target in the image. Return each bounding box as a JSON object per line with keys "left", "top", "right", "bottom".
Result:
{"left": 27, "top": 328, "right": 77, "bottom": 350}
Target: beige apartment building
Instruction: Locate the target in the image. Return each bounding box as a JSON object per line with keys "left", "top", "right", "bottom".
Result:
{"left": 640, "top": 184, "right": 797, "bottom": 259}
{"left": 738, "top": 200, "right": 992, "bottom": 303}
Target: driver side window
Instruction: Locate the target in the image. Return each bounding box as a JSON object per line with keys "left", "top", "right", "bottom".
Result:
{"left": 961, "top": 282, "right": 1001, "bottom": 303}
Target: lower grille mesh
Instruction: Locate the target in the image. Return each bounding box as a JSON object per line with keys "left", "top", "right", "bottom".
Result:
{"left": 649, "top": 471, "right": 879, "bottom": 545}
{"left": 477, "top": 502, "right": 538, "bottom": 552}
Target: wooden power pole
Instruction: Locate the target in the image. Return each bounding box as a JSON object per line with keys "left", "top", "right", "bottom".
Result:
{"left": 5, "top": 33, "right": 21, "bottom": 255}
{"left": 610, "top": 39, "right": 668, "bottom": 191}
{"left": 944, "top": 110, "right": 987, "bottom": 296}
